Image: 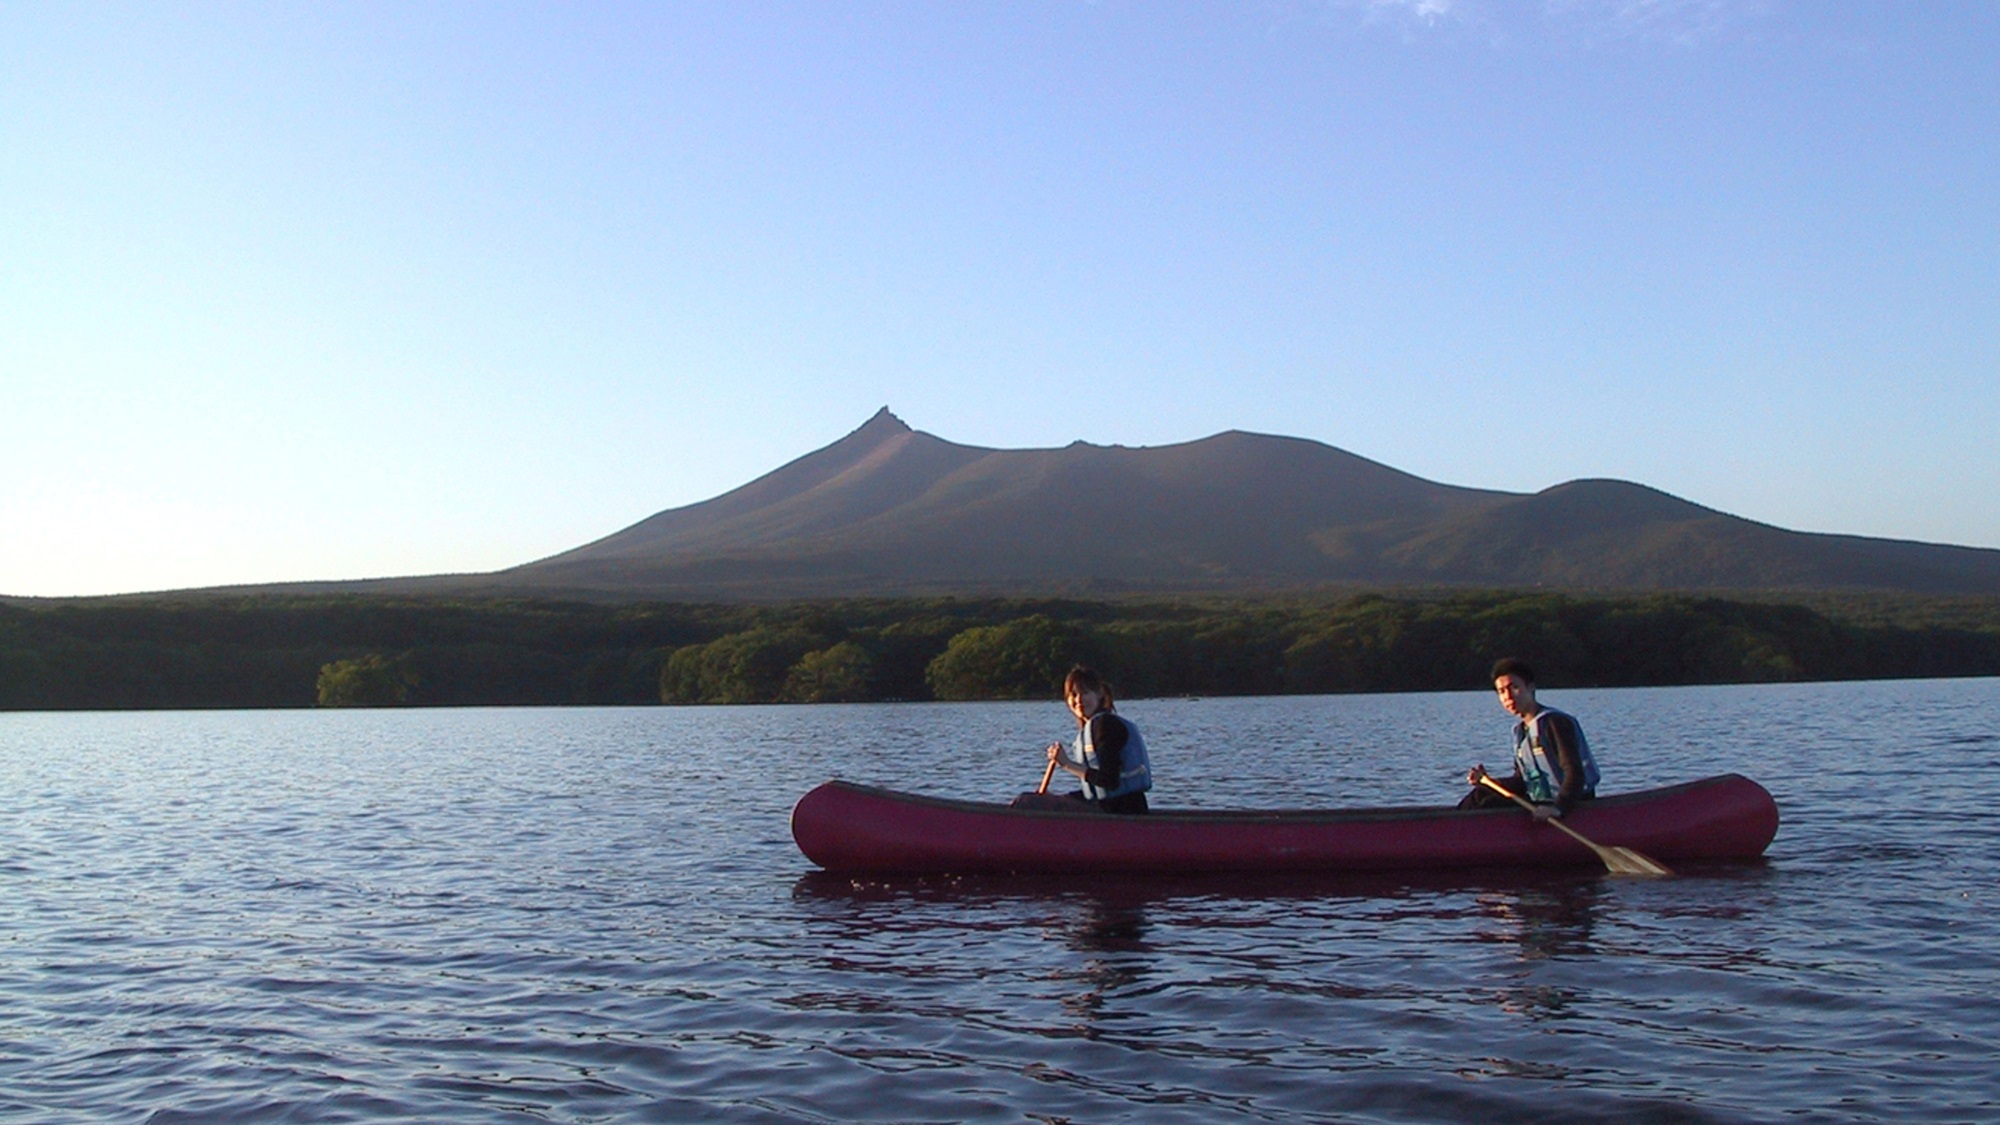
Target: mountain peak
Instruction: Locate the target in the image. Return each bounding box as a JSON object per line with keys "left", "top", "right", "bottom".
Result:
{"left": 856, "top": 407, "right": 911, "bottom": 437}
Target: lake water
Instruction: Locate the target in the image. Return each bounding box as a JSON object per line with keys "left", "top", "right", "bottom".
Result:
{"left": 3, "top": 678, "right": 1997, "bottom": 1123}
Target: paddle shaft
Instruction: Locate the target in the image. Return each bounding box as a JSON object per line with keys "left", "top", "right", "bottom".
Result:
{"left": 1480, "top": 776, "right": 1600, "bottom": 844}
{"left": 1036, "top": 757, "right": 1058, "bottom": 795}
{"left": 1475, "top": 772, "right": 1669, "bottom": 875}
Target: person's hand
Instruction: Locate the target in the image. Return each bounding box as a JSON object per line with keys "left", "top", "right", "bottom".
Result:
{"left": 1531, "top": 803, "right": 1562, "bottom": 822}
{"left": 1465, "top": 764, "right": 1488, "bottom": 786}
{"left": 1046, "top": 743, "right": 1063, "bottom": 764}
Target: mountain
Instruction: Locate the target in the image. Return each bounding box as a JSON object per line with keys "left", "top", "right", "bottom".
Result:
{"left": 474, "top": 408, "right": 2000, "bottom": 599}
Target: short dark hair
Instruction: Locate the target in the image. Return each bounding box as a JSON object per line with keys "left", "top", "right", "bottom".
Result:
{"left": 1490, "top": 657, "right": 1536, "bottom": 684}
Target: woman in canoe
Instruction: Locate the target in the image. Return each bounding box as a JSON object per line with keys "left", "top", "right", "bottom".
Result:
{"left": 1043, "top": 665, "right": 1153, "bottom": 814}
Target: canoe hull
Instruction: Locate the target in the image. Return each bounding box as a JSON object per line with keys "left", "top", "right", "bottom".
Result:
{"left": 790, "top": 774, "right": 1779, "bottom": 875}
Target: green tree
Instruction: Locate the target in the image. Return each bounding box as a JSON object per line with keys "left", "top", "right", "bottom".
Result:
{"left": 863, "top": 615, "right": 965, "bottom": 700}
{"left": 315, "top": 653, "right": 417, "bottom": 707}
{"left": 660, "top": 627, "right": 827, "bottom": 703}
{"left": 925, "top": 615, "right": 1082, "bottom": 700}
{"left": 782, "top": 642, "right": 875, "bottom": 703}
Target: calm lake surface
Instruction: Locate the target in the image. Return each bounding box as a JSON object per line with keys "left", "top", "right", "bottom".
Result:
{"left": 3, "top": 678, "right": 1997, "bottom": 1123}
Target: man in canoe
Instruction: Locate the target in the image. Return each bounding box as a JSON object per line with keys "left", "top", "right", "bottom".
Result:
{"left": 1460, "top": 657, "right": 1598, "bottom": 820}
{"left": 1040, "top": 665, "right": 1152, "bottom": 814}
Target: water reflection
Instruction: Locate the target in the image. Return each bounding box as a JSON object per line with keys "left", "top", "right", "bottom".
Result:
{"left": 1048, "top": 896, "right": 1152, "bottom": 1033}
{"left": 783, "top": 872, "right": 1166, "bottom": 1048}
{"left": 788, "top": 867, "right": 1623, "bottom": 1037}
{"left": 1065, "top": 897, "right": 1148, "bottom": 954}
{"left": 1469, "top": 877, "right": 1604, "bottom": 1021}
{"left": 790, "top": 866, "right": 1572, "bottom": 908}
{"left": 1473, "top": 878, "right": 1603, "bottom": 962}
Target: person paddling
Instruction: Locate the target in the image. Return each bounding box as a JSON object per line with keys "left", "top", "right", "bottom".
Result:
{"left": 1041, "top": 665, "right": 1152, "bottom": 815}
{"left": 1460, "top": 658, "right": 1597, "bottom": 820}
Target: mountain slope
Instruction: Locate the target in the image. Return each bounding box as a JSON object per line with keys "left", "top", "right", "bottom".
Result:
{"left": 1372, "top": 479, "right": 2000, "bottom": 591}
{"left": 487, "top": 409, "right": 2000, "bottom": 598}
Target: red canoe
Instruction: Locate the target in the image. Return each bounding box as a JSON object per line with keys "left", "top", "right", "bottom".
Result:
{"left": 791, "top": 774, "right": 1779, "bottom": 875}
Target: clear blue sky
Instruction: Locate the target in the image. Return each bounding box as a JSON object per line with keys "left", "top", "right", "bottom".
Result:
{"left": 4, "top": 1, "right": 1995, "bottom": 597}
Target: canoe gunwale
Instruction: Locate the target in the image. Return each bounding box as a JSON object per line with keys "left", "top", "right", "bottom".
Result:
{"left": 806, "top": 773, "right": 1755, "bottom": 825}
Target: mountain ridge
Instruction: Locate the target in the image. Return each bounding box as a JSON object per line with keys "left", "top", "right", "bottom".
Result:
{"left": 35, "top": 409, "right": 1990, "bottom": 603}
{"left": 483, "top": 409, "right": 2000, "bottom": 599}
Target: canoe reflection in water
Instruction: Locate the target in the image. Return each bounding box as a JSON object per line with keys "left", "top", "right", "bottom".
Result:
{"left": 785, "top": 863, "right": 1773, "bottom": 1021}
{"left": 1476, "top": 878, "right": 1602, "bottom": 962}
{"left": 1050, "top": 898, "right": 1152, "bottom": 1031}
{"left": 1473, "top": 878, "right": 1604, "bottom": 1022}
{"left": 789, "top": 873, "right": 1162, "bottom": 1039}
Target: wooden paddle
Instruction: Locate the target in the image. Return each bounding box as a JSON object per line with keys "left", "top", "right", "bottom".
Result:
{"left": 1476, "top": 772, "right": 1672, "bottom": 877}
{"left": 1036, "top": 756, "right": 1059, "bottom": 795}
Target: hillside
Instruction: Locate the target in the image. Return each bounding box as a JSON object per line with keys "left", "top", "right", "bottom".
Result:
{"left": 482, "top": 409, "right": 2000, "bottom": 598}
{"left": 62, "top": 408, "right": 1994, "bottom": 603}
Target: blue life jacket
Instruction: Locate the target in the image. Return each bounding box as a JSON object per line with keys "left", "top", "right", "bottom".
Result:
{"left": 1075, "top": 712, "right": 1152, "bottom": 802}
{"left": 1514, "top": 706, "right": 1599, "bottom": 804}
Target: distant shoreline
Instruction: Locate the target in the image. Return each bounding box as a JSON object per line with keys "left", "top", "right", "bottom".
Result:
{"left": 4, "top": 589, "right": 1997, "bottom": 712}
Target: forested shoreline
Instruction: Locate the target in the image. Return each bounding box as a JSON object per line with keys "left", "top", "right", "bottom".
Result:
{"left": 3, "top": 590, "right": 1998, "bottom": 711}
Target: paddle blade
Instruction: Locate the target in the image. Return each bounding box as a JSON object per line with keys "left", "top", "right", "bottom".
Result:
{"left": 1598, "top": 845, "right": 1673, "bottom": 878}
{"left": 1545, "top": 811, "right": 1675, "bottom": 877}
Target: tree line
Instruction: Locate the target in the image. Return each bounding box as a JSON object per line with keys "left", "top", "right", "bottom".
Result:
{"left": 2, "top": 590, "right": 1997, "bottom": 710}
